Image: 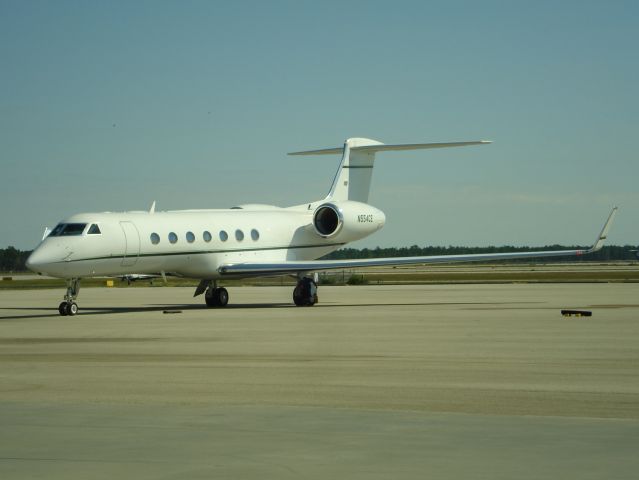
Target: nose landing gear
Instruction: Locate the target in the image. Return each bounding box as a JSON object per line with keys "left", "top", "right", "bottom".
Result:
{"left": 59, "top": 278, "right": 81, "bottom": 316}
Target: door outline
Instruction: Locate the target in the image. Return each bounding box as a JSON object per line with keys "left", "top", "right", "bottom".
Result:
{"left": 120, "top": 221, "right": 140, "bottom": 267}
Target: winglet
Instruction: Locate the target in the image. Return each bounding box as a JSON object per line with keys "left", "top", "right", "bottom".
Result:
{"left": 588, "top": 207, "right": 618, "bottom": 253}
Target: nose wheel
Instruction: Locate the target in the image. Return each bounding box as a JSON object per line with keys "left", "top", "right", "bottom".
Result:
{"left": 58, "top": 278, "right": 81, "bottom": 316}
{"left": 59, "top": 301, "right": 79, "bottom": 316}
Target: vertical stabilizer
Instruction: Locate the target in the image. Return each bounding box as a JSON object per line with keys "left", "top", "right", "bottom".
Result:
{"left": 326, "top": 138, "right": 383, "bottom": 203}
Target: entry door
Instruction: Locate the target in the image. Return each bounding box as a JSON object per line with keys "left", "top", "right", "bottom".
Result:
{"left": 120, "top": 221, "right": 140, "bottom": 267}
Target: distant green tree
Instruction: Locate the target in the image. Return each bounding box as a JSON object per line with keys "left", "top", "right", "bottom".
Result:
{"left": 0, "top": 247, "right": 33, "bottom": 272}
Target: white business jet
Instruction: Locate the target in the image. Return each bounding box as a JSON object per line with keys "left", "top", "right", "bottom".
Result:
{"left": 26, "top": 138, "right": 617, "bottom": 316}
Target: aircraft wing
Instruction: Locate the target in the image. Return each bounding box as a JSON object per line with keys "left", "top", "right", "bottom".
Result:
{"left": 218, "top": 207, "right": 617, "bottom": 276}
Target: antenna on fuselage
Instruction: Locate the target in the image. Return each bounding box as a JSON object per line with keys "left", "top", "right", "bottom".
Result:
{"left": 149, "top": 201, "right": 156, "bottom": 214}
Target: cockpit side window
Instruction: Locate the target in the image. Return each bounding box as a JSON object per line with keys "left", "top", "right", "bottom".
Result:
{"left": 49, "top": 224, "right": 65, "bottom": 237}
{"left": 59, "top": 223, "right": 87, "bottom": 236}
{"left": 87, "top": 224, "right": 101, "bottom": 235}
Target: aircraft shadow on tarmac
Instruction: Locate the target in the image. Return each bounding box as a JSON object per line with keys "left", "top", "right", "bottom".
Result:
{"left": 0, "top": 301, "right": 534, "bottom": 320}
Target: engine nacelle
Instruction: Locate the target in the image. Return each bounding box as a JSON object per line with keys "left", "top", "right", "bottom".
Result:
{"left": 312, "top": 201, "right": 385, "bottom": 242}
{"left": 313, "top": 203, "right": 343, "bottom": 237}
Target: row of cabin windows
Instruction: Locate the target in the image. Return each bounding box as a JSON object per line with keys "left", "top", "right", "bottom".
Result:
{"left": 150, "top": 229, "right": 260, "bottom": 245}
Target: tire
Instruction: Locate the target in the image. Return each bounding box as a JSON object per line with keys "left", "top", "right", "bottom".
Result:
{"left": 293, "top": 285, "right": 304, "bottom": 306}
{"left": 293, "top": 281, "right": 317, "bottom": 307}
{"left": 66, "top": 302, "right": 78, "bottom": 316}
{"left": 216, "top": 288, "right": 229, "bottom": 307}
{"left": 205, "top": 293, "right": 218, "bottom": 307}
{"left": 205, "top": 288, "right": 229, "bottom": 307}
{"left": 59, "top": 302, "right": 68, "bottom": 316}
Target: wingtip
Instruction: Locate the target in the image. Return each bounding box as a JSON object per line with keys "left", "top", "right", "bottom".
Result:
{"left": 589, "top": 206, "right": 618, "bottom": 252}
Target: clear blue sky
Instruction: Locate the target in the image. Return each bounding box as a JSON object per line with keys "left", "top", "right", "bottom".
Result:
{"left": 1, "top": 0, "right": 637, "bottom": 249}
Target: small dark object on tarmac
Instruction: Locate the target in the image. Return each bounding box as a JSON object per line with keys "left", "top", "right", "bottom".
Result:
{"left": 561, "top": 309, "right": 592, "bottom": 317}
{"left": 163, "top": 310, "right": 182, "bottom": 314}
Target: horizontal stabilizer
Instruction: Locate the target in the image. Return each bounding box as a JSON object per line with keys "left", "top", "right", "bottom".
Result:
{"left": 288, "top": 147, "right": 344, "bottom": 156}
{"left": 289, "top": 140, "right": 491, "bottom": 156}
{"left": 290, "top": 137, "right": 492, "bottom": 203}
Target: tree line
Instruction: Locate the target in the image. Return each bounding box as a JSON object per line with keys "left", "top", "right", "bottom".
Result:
{"left": 0, "top": 247, "right": 33, "bottom": 272}
{"left": 2, "top": 244, "right": 637, "bottom": 272}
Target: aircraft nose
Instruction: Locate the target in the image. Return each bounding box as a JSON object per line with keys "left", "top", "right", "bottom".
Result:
{"left": 26, "top": 245, "right": 62, "bottom": 275}
{"left": 26, "top": 248, "right": 46, "bottom": 273}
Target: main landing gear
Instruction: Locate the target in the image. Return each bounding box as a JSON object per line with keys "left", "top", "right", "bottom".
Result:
{"left": 194, "top": 276, "right": 319, "bottom": 307}
{"left": 205, "top": 285, "right": 229, "bottom": 307}
{"left": 59, "top": 278, "right": 81, "bottom": 316}
{"left": 293, "top": 276, "right": 318, "bottom": 306}
{"left": 194, "top": 280, "right": 229, "bottom": 307}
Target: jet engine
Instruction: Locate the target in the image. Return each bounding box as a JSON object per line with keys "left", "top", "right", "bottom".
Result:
{"left": 312, "top": 201, "right": 385, "bottom": 241}
{"left": 313, "top": 203, "right": 343, "bottom": 237}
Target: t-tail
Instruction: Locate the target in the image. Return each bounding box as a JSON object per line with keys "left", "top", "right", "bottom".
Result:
{"left": 289, "top": 137, "right": 492, "bottom": 203}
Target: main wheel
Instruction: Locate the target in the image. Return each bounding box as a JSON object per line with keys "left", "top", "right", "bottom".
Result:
{"left": 293, "top": 285, "right": 304, "bottom": 306}
{"left": 293, "top": 279, "right": 318, "bottom": 306}
{"left": 205, "top": 293, "right": 218, "bottom": 307}
{"left": 215, "top": 287, "right": 229, "bottom": 307}
{"left": 59, "top": 302, "right": 68, "bottom": 316}
{"left": 205, "top": 288, "right": 229, "bottom": 307}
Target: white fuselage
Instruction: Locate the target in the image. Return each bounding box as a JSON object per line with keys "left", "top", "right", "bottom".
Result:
{"left": 27, "top": 202, "right": 385, "bottom": 279}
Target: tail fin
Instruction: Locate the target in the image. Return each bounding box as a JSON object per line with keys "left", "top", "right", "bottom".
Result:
{"left": 290, "top": 137, "right": 491, "bottom": 203}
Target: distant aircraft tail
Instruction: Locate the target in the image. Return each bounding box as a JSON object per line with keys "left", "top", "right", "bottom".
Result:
{"left": 289, "top": 137, "right": 491, "bottom": 203}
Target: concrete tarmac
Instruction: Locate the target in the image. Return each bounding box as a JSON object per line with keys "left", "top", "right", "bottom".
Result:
{"left": 1, "top": 284, "right": 638, "bottom": 479}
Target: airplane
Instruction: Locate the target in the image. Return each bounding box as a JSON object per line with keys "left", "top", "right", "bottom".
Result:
{"left": 25, "top": 137, "right": 618, "bottom": 316}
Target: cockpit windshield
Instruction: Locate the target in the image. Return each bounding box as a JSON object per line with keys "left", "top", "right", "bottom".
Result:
{"left": 48, "top": 223, "right": 88, "bottom": 236}
{"left": 49, "top": 224, "right": 65, "bottom": 236}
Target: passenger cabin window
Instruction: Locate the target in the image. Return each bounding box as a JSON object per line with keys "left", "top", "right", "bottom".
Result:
{"left": 186, "top": 231, "right": 195, "bottom": 243}
{"left": 203, "top": 231, "right": 212, "bottom": 242}
{"left": 87, "top": 224, "right": 101, "bottom": 235}
{"left": 235, "top": 229, "right": 244, "bottom": 241}
{"left": 150, "top": 233, "right": 160, "bottom": 245}
{"left": 251, "top": 229, "right": 259, "bottom": 241}
{"left": 50, "top": 223, "right": 87, "bottom": 236}
{"left": 168, "top": 232, "right": 178, "bottom": 244}
{"left": 219, "top": 230, "right": 228, "bottom": 242}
